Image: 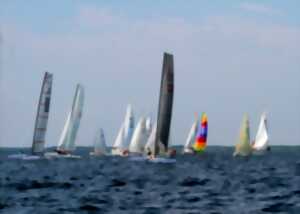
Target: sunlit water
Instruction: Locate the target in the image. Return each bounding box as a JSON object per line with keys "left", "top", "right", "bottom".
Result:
{"left": 0, "top": 146, "right": 300, "bottom": 213}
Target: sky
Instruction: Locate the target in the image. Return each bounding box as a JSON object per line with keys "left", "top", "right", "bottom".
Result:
{"left": 0, "top": 0, "right": 299, "bottom": 148}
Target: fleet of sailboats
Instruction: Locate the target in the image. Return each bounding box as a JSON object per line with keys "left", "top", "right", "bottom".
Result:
{"left": 7, "top": 52, "right": 272, "bottom": 161}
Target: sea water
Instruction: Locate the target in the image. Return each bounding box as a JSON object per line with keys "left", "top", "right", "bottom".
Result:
{"left": 0, "top": 146, "right": 300, "bottom": 213}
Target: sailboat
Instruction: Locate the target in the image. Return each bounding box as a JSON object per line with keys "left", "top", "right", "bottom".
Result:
{"left": 183, "top": 118, "right": 199, "bottom": 154}
{"left": 193, "top": 113, "right": 208, "bottom": 153}
{"left": 45, "top": 84, "right": 84, "bottom": 159}
{"left": 129, "top": 117, "right": 148, "bottom": 154}
{"left": 150, "top": 52, "right": 175, "bottom": 162}
{"left": 90, "top": 128, "right": 108, "bottom": 156}
{"left": 8, "top": 72, "right": 53, "bottom": 160}
{"left": 252, "top": 113, "right": 269, "bottom": 154}
{"left": 32, "top": 72, "right": 53, "bottom": 155}
{"left": 233, "top": 114, "right": 252, "bottom": 157}
{"left": 111, "top": 104, "right": 135, "bottom": 156}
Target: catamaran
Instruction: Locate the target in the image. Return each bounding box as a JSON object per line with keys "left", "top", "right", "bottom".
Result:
{"left": 45, "top": 84, "right": 84, "bottom": 159}
{"left": 9, "top": 72, "right": 53, "bottom": 160}
{"left": 193, "top": 113, "right": 208, "bottom": 153}
{"left": 149, "top": 52, "right": 175, "bottom": 162}
{"left": 111, "top": 104, "right": 135, "bottom": 156}
{"left": 233, "top": 114, "right": 252, "bottom": 157}
{"left": 252, "top": 113, "right": 269, "bottom": 154}
{"left": 90, "top": 128, "right": 108, "bottom": 156}
{"left": 183, "top": 118, "right": 199, "bottom": 154}
{"left": 129, "top": 117, "right": 148, "bottom": 155}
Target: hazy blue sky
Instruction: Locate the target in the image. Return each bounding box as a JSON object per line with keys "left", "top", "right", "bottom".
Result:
{"left": 0, "top": 0, "right": 299, "bottom": 147}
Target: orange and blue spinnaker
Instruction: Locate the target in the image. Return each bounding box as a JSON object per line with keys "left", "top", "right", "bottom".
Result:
{"left": 193, "top": 113, "right": 208, "bottom": 153}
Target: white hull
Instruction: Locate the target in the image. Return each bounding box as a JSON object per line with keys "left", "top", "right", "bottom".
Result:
{"left": 183, "top": 147, "right": 194, "bottom": 154}
{"left": 44, "top": 152, "right": 81, "bottom": 159}
{"left": 252, "top": 147, "right": 270, "bottom": 155}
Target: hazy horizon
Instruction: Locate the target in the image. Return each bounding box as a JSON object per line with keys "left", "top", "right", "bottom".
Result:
{"left": 0, "top": 1, "right": 299, "bottom": 148}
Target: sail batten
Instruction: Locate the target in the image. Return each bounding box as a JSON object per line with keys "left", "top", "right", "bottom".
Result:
{"left": 32, "top": 72, "right": 53, "bottom": 155}
{"left": 154, "top": 53, "right": 174, "bottom": 156}
{"left": 57, "top": 84, "right": 84, "bottom": 152}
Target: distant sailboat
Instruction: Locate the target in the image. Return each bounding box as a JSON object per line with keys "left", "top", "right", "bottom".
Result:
{"left": 9, "top": 72, "right": 53, "bottom": 160}
{"left": 193, "top": 113, "right": 208, "bottom": 153}
{"left": 233, "top": 114, "right": 252, "bottom": 157}
{"left": 112, "top": 104, "right": 135, "bottom": 156}
{"left": 54, "top": 84, "right": 84, "bottom": 156}
{"left": 153, "top": 52, "right": 174, "bottom": 158}
{"left": 32, "top": 72, "right": 53, "bottom": 155}
{"left": 183, "top": 118, "right": 198, "bottom": 154}
{"left": 252, "top": 113, "right": 269, "bottom": 154}
{"left": 90, "top": 128, "right": 108, "bottom": 156}
{"left": 129, "top": 117, "right": 147, "bottom": 154}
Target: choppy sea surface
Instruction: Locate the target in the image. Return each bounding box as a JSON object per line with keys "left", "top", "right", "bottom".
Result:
{"left": 0, "top": 146, "right": 300, "bottom": 214}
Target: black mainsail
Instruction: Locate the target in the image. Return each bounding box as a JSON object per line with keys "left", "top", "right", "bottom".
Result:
{"left": 32, "top": 72, "right": 53, "bottom": 155}
{"left": 154, "top": 53, "right": 174, "bottom": 156}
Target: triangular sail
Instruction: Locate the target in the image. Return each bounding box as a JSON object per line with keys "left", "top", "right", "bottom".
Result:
{"left": 123, "top": 104, "right": 135, "bottom": 149}
{"left": 253, "top": 113, "right": 268, "bottom": 151}
{"left": 57, "top": 84, "right": 84, "bottom": 152}
{"left": 129, "top": 117, "right": 147, "bottom": 153}
{"left": 112, "top": 104, "right": 135, "bottom": 152}
{"left": 32, "top": 72, "right": 53, "bottom": 154}
{"left": 234, "top": 114, "right": 252, "bottom": 156}
{"left": 144, "top": 123, "right": 157, "bottom": 155}
{"left": 184, "top": 119, "right": 198, "bottom": 152}
{"left": 154, "top": 53, "right": 174, "bottom": 156}
{"left": 94, "top": 128, "right": 108, "bottom": 155}
{"left": 193, "top": 113, "right": 208, "bottom": 153}
{"left": 145, "top": 117, "right": 152, "bottom": 138}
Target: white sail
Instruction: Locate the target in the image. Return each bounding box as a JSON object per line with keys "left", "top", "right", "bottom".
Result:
{"left": 93, "top": 128, "right": 108, "bottom": 155}
{"left": 112, "top": 105, "right": 135, "bottom": 154}
{"left": 129, "top": 117, "right": 147, "bottom": 153}
{"left": 145, "top": 117, "right": 152, "bottom": 138}
{"left": 253, "top": 113, "right": 268, "bottom": 152}
{"left": 144, "top": 123, "right": 157, "bottom": 154}
{"left": 123, "top": 104, "right": 135, "bottom": 149}
{"left": 57, "top": 84, "right": 84, "bottom": 152}
{"left": 183, "top": 120, "right": 198, "bottom": 153}
{"left": 32, "top": 72, "right": 53, "bottom": 154}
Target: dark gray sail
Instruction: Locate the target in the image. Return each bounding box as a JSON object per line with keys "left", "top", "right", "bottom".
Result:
{"left": 154, "top": 52, "right": 174, "bottom": 156}
{"left": 32, "top": 72, "right": 53, "bottom": 155}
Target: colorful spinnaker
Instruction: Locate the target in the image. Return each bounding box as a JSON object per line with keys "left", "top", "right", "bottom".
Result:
{"left": 193, "top": 113, "right": 208, "bottom": 153}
